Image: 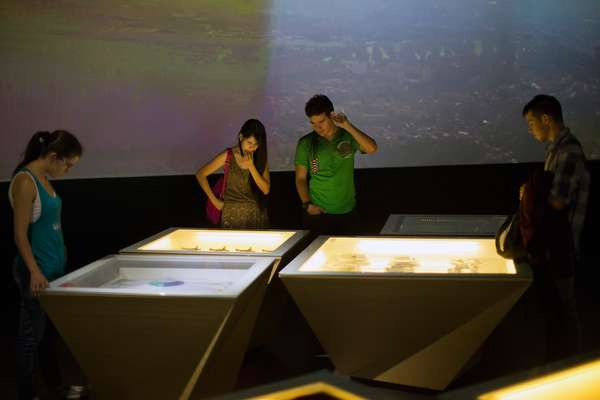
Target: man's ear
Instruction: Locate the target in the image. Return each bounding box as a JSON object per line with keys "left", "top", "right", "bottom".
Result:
{"left": 541, "top": 114, "right": 551, "bottom": 125}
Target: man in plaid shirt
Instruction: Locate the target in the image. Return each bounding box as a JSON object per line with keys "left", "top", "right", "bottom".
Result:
{"left": 522, "top": 94, "right": 589, "bottom": 360}
{"left": 523, "top": 95, "right": 590, "bottom": 259}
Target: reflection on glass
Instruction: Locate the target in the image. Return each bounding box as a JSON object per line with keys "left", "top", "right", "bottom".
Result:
{"left": 478, "top": 359, "right": 600, "bottom": 400}
{"left": 139, "top": 229, "right": 295, "bottom": 253}
{"left": 300, "top": 237, "right": 516, "bottom": 274}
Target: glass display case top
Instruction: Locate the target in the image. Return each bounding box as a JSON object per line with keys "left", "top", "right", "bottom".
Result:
{"left": 299, "top": 237, "right": 516, "bottom": 274}
{"left": 385, "top": 214, "right": 507, "bottom": 235}
{"left": 59, "top": 266, "right": 242, "bottom": 295}
{"left": 47, "top": 255, "right": 276, "bottom": 297}
{"left": 139, "top": 229, "right": 296, "bottom": 253}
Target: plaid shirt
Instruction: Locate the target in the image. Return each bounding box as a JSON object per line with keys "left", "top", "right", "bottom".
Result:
{"left": 544, "top": 127, "right": 590, "bottom": 253}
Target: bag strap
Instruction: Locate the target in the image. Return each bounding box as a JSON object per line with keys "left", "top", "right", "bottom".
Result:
{"left": 309, "top": 132, "right": 319, "bottom": 175}
{"left": 223, "top": 148, "right": 233, "bottom": 191}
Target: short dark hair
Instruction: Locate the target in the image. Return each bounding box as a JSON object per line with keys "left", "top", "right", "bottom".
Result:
{"left": 305, "top": 94, "right": 334, "bottom": 117}
{"left": 522, "top": 95, "right": 564, "bottom": 124}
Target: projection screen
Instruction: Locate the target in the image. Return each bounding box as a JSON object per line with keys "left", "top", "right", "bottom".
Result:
{"left": 1, "top": 0, "right": 599, "bottom": 180}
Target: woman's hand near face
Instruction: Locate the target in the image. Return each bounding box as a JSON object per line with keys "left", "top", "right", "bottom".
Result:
{"left": 239, "top": 152, "right": 255, "bottom": 169}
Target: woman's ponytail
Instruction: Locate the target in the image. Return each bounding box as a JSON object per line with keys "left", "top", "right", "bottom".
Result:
{"left": 13, "top": 130, "right": 83, "bottom": 175}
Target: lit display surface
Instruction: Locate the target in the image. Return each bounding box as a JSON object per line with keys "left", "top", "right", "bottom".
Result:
{"left": 299, "top": 237, "right": 515, "bottom": 274}
{"left": 60, "top": 267, "right": 239, "bottom": 295}
{"left": 478, "top": 359, "right": 600, "bottom": 400}
{"left": 131, "top": 229, "right": 296, "bottom": 254}
{"left": 49, "top": 255, "right": 264, "bottom": 296}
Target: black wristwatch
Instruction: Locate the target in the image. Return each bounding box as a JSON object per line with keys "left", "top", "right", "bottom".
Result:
{"left": 302, "top": 201, "right": 311, "bottom": 210}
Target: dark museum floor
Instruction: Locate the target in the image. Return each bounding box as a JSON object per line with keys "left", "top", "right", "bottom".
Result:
{"left": 1, "top": 275, "right": 600, "bottom": 399}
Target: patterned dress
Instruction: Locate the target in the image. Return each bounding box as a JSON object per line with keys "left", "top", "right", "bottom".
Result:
{"left": 221, "top": 155, "right": 269, "bottom": 229}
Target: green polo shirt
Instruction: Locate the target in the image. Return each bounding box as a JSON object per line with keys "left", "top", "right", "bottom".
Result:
{"left": 295, "top": 129, "right": 359, "bottom": 214}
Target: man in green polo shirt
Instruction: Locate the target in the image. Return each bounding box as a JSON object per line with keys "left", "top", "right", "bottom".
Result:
{"left": 295, "top": 94, "right": 378, "bottom": 234}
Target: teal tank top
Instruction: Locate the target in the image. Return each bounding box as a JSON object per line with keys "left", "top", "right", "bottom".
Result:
{"left": 14, "top": 168, "right": 66, "bottom": 281}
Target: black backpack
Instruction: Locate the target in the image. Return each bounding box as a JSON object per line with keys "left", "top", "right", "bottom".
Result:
{"left": 495, "top": 212, "right": 528, "bottom": 261}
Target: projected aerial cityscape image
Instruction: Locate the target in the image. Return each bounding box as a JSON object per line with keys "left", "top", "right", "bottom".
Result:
{"left": 1, "top": 0, "right": 599, "bottom": 179}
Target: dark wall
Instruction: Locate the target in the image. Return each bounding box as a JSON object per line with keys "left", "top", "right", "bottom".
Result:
{"left": 2, "top": 161, "right": 599, "bottom": 335}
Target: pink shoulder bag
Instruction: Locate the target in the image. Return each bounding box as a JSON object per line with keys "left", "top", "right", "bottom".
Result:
{"left": 206, "top": 148, "right": 232, "bottom": 225}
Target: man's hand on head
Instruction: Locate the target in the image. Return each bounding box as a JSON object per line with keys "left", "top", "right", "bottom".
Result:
{"left": 331, "top": 112, "right": 351, "bottom": 129}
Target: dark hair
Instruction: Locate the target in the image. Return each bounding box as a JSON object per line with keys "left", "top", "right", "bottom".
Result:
{"left": 14, "top": 130, "right": 83, "bottom": 175}
{"left": 522, "top": 95, "right": 564, "bottom": 124}
{"left": 305, "top": 94, "right": 334, "bottom": 117}
{"left": 238, "top": 119, "right": 268, "bottom": 206}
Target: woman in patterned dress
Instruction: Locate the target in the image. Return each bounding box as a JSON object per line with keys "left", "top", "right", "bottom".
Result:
{"left": 196, "top": 119, "right": 270, "bottom": 228}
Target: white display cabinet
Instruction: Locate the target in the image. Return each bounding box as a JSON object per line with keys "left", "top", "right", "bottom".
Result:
{"left": 41, "top": 254, "right": 276, "bottom": 400}
{"left": 280, "top": 236, "right": 532, "bottom": 390}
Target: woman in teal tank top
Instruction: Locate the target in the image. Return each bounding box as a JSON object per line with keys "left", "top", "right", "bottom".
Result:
{"left": 10, "top": 130, "right": 83, "bottom": 400}
{"left": 13, "top": 169, "right": 66, "bottom": 282}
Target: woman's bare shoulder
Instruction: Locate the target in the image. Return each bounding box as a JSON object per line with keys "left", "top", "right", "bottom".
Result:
{"left": 11, "top": 172, "right": 36, "bottom": 201}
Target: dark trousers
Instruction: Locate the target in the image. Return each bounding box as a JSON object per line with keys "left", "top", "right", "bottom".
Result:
{"left": 13, "top": 262, "right": 62, "bottom": 400}
{"left": 302, "top": 209, "right": 361, "bottom": 236}
{"left": 533, "top": 269, "right": 581, "bottom": 362}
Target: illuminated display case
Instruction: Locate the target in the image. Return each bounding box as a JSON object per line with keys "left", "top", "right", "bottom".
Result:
{"left": 41, "top": 254, "right": 276, "bottom": 400}
{"left": 380, "top": 214, "right": 507, "bottom": 236}
{"left": 121, "top": 228, "right": 306, "bottom": 258}
{"left": 120, "top": 228, "right": 309, "bottom": 281}
{"left": 279, "top": 236, "right": 532, "bottom": 391}
{"left": 441, "top": 355, "right": 600, "bottom": 400}
{"left": 298, "top": 237, "right": 516, "bottom": 274}
{"left": 119, "top": 228, "right": 311, "bottom": 347}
